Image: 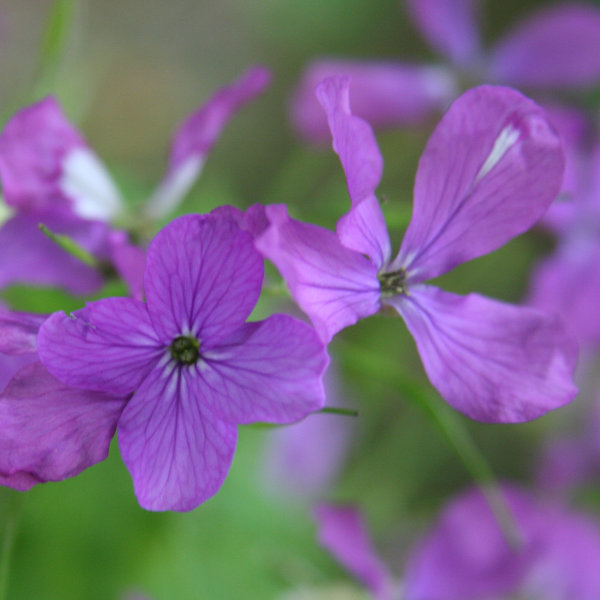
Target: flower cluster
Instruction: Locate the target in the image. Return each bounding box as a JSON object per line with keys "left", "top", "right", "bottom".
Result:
{"left": 3, "top": 3, "right": 600, "bottom": 595}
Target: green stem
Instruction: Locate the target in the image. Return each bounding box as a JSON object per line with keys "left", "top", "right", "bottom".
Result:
{"left": 38, "top": 223, "right": 100, "bottom": 268}
{"left": 0, "top": 492, "right": 23, "bottom": 600}
{"left": 318, "top": 406, "right": 359, "bottom": 418}
{"left": 336, "top": 342, "right": 522, "bottom": 549}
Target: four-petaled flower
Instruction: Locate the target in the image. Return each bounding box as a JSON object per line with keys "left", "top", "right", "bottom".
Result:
{"left": 257, "top": 78, "right": 577, "bottom": 423}
{"left": 38, "top": 211, "right": 328, "bottom": 511}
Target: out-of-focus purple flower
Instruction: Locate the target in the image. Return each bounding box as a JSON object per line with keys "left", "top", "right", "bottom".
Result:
{"left": 314, "top": 504, "right": 397, "bottom": 600}
{"left": 37, "top": 211, "right": 328, "bottom": 511}
{"left": 292, "top": 2, "right": 600, "bottom": 142}
{"left": 258, "top": 78, "right": 576, "bottom": 423}
{"left": 317, "top": 487, "right": 600, "bottom": 600}
{"left": 405, "top": 486, "right": 600, "bottom": 600}
{"left": 0, "top": 308, "right": 125, "bottom": 491}
{"left": 537, "top": 397, "right": 600, "bottom": 493}
{"left": 528, "top": 107, "right": 600, "bottom": 348}
{"left": 0, "top": 66, "right": 269, "bottom": 294}
{"left": 262, "top": 366, "right": 354, "bottom": 500}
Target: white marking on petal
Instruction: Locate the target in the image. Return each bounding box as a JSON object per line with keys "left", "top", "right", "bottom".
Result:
{"left": 144, "top": 156, "right": 204, "bottom": 220}
{"left": 474, "top": 125, "right": 520, "bottom": 184}
{"left": 60, "top": 148, "right": 123, "bottom": 221}
{"left": 0, "top": 201, "right": 14, "bottom": 226}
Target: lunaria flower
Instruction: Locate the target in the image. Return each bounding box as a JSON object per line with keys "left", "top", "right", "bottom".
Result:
{"left": 316, "top": 487, "right": 600, "bottom": 600}
{"left": 0, "top": 308, "right": 124, "bottom": 490}
{"left": 0, "top": 66, "right": 269, "bottom": 295}
{"left": 37, "top": 211, "right": 328, "bottom": 511}
{"left": 257, "top": 78, "right": 576, "bottom": 423}
{"left": 292, "top": 1, "right": 600, "bottom": 142}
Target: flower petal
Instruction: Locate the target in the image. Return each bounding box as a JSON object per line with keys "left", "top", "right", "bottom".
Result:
{"left": 291, "top": 60, "right": 456, "bottom": 143}
{"left": 0, "top": 97, "right": 122, "bottom": 220}
{"left": 255, "top": 204, "right": 380, "bottom": 342}
{"left": 118, "top": 364, "right": 237, "bottom": 511}
{"left": 145, "top": 66, "right": 270, "bottom": 219}
{"left": 388, "top": 286, "right": 577, "bottom": 423}
{"left": 107, "top": 230, "right": 147, "bottom": 301}
{"left": 393, "top": 86, "right": 564, "bottom": 282}
{"left": 315, "top": 76, "right": 391, "bottom": 268}
{"left": 144, "top": 213, "right": 263, "bottom": 345}
{"left": 0, "top": 361, "right": 125, "bottom": 491}
{"left": 314, "top": 504, "right": 396, "bottom": 600}
{"left": 38, "top": 298, "right": 163, "bottom": 395}
{"left": 404, "top": 0, "right": 482, "bottom": 68}
{"left": 0, "top": 309, "right": 47, "bottom": 355}
{"left": 489, "top": 4, "right": 600, "bottom": 89}
{"left": 198, "top": 314, "right": 328, "bottom": 425}
{"left": 0, "top": 213, "right": 104, "bottom": 294}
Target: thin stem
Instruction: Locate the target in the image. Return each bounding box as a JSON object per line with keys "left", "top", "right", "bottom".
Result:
{"left": 0, "top": 492, "right": 23, "bottom": 600}
{"left": 38, "top": 223, "right": 100, "bottom": 268}
{"left": 336, "top": 342, "right": 522, "bottom": 549}
{"left": 318, "top": 406, "right": 359, "bottom": 418}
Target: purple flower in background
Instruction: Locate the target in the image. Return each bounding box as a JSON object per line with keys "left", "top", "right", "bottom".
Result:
{"left": 38, "top": 211, "right": 328, "bottom": 511}
{"left": 262, "top": 366, "right": 354, "bottom": 501}
{"left": 405, "top": 486, "right": 600, "bottom": 600}
{"left": 528, "top": 106, "right": 600, "bottom": 348}
{"left": 292, "top": 1, "right": 600, "bottom": 142}
{"left": 316, "top": 487, "right": 600, "bottom": 600}
{"left": 257, "top": 78, "right": 576, "bottom": 423}
{"left": 0, "top": 309, "right": 125, "bottom": 490}
{"left": 0, "top": 66, "right": 269, "bottom": 295}
{"left": 314, "top": 504, "right": 398, "bottom": 600}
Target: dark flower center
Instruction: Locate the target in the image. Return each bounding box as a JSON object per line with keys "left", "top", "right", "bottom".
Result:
{"left": 378, "top": 269, "right": 408, "bottom": 297}
{"left": 170, "top": 335, "right": 200, "bottom": 365}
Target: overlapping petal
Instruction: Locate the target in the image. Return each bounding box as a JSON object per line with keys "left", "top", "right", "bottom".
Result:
{"left": 291, "top": 60, "right": 456, "bottom": 143}
{"left": 490, "top": 4, "right": 600, "bottom": 89}
{"left": 316, "top": 77, "right": 383, "bottom": 206}
{"left": 0, "top": 309, "right": 47, "bottom": 355}
{"left": 144, "top": 213, "right": 263, "bottom": 345}
{"left": 315, "top": 504, "right": 396, "bottom": 600}
{"left": 38, "top": 298, "right": 163, "bottom": 395}
{"left": 404, "top": 0, "right": 482, "bottom": 68}
{"left": 393, "top": 86, "right": 564, "bottom": 282}
{"left": 118, "top": 364, "right": 237, "bottom": 511}
{"left": 145, "top": 66, "right": 270, "bottom": 219}
{"left": 316, "top": 77, "right": 391, "bottom": 268}
{"left": 256, "top": 204, "right": 380, "bottom": 342}
{"left": 0, "top": 362, "right": 125, "bottom": 491}
{"left": 388, "top": 286, "right": 577, "bottom": 423}
{"left": 199, "top": 314, "right": 328, "bottom": 425}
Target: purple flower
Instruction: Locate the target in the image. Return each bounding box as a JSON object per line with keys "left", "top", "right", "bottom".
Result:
{"left": 405, "top": 486, "right": 600, "bottom": 600}
{"left": 292, "top": 2, "right": 600, "bottom": 142}
{"left": 316, "top": 487, "right": 600, "bottom": 600}
{"left": 37, "top": 211, "right": 328, "bottom": 511}
{"left": 262, "top": 366, "right": 354, "bottom": 500}
{"left": 0, "top": 66, "right": 269, "bottom": 294}
{"left": 528, "top": 106, "right": 600, "bottom": 348}
{"left": 257, "top": 78, "right": 576, "bottom": 423}
{"left": 0, "top": 309, "right": 125, "bottom": 491}
{"left": 314, "top": 504, "right": 397, "bottom": 600}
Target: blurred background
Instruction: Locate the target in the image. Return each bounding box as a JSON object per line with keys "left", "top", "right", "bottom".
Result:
{"left": 1, "top": 0, "right": 599, "bottom": 598}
